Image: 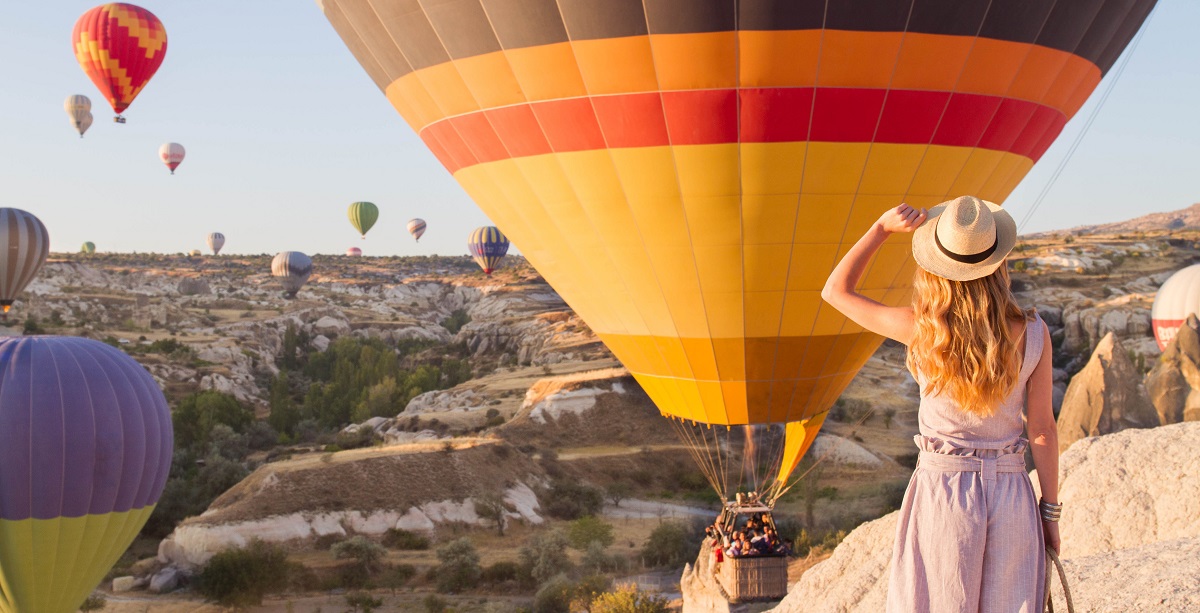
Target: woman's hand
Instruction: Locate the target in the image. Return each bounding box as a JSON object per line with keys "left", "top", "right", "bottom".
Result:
{"left": 1043, "top": 521, "right": 1061, "bottom": 555}
{"left": 877, "top": 203, "right": 927, "bottom": 234}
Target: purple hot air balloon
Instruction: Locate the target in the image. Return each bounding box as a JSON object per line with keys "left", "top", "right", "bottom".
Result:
{"left": 0, "top": 336, "right": 173, "bottom": 613}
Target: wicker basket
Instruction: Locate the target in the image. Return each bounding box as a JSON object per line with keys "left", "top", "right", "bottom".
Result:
{"left": 716, "top": 555, "right": 790, "bottom": 603}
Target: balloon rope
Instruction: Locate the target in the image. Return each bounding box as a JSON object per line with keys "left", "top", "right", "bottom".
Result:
{"left": 769, "top": 407, "right": 876, "bottom": 505}
{"left": 1016, "top": 4, "right": 1158, "bottom": 232}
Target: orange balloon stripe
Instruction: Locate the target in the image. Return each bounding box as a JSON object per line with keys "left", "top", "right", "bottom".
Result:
{"left": 419, "top": 88, "right": 1064, "bottom": 174}
{"left": 380, "top": 31, "right": 1101, "bottom": 131}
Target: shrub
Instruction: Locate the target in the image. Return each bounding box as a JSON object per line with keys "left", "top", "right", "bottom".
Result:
{"left": 482, "top": 560, "right": 521, "bottom": 584}
{"left": 332, "top": 536, "right": 386, "bottom": 573}
{"left": 173, "top": 391, "right": 253, "bottom": 452}
{"left": 335, "top": 425, "right": 378, "bottom": 450}
{"left": 79, "top": 593, "right": 107, "bottom": 611}
{"left": 423, "top": 594, "right": 448, "bottom": 613}
{"left": 434, "top": 538, "right": 482, "bottom": 593}
{"left": 567, "top": 516, "right": 615, "bottom": 550}
{"left": 380, "top": 563, "right": 417, "bottom": 588}
{"left": 541, "top": 481, "right": 604, "bottom": 520}
{"left": 640, "top": 521, "right": 694, "bottom": 568}
{"left": 588, "top": 584, "right": 670, "bottom": 613}
{"left": 382, "top": 528, "right": 430, "bottom": 550}
{"left": 605, "top": 483, "right": 631, "bottom": 507}
{"left": 441, "top": 309, "right": 471, "bottom": 334}
{"left": 344, "top": 591, "right": 384, "bottom": 613}
{"left": 196, "top": 540, "right": 293, "bottom": 607}
{"left": 520, "top": 530, "right": 572, "bottom": 585}
{"left": 532, "top": 575, "right": 575, "bottom": 613}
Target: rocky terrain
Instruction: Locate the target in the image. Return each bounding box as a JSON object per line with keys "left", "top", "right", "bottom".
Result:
{"left": 7, "top": 205, "right": 1200, "bottom": 610}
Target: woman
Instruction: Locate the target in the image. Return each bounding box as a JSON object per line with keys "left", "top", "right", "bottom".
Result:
{"left": 821, "top": 196, "right": 1060, "bottom": 612}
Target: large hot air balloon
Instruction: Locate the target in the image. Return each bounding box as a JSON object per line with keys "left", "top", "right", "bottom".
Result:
{"left": 80, "top": 242, "right": 96, "bottom": 254}
{"left": 407, "top": 218, "right": 427, "bottom": 242}
{"left": 0, "top": 209, "right": 50, "bottom": 315}
{"left": 1152, "top": 264, "right": 1200, "bottom": 350}
{"left": 468, "top": 226, "right": 509, "bottom": 276}
{"left": 348, "top": 201, "right": 379, "bottom": 238}
{"left": 72, "top": 3, "right": 168, "bottom": 123}
{"left": 64, "top": 95, "right": 92, "bottom": 137}
{"left": 346, "top": 247, "right": 363, "bottom": 257}
{"left": 272, "top": 251, "right": 313, "bottom": 298}
{"left": 0, "top": 336, "right": 172, "bottom": 613}
{"left": 207, "top": 232, "right": 225, "bottom": 255}
{"left": 319, "top": 1, "right": 1157, "bottom": 504}
{"left": 159, "top": 143, "right": 185, "bottom": 174}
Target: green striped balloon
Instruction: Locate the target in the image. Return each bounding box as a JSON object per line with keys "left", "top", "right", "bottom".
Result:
{"left": 80, "top": 241, "right": 96, "bottom": 254}
{"left": 347, "top": 201, "right": 378, "bottom": 239}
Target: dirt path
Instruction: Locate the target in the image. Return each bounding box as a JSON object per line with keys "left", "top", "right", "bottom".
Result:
{"left": 602, "top": 498, "right": 716, "bottom": 520}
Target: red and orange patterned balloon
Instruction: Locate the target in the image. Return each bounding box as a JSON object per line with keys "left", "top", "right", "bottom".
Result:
{"left": 72, "top": 3, "right": 167, "bottom": 118}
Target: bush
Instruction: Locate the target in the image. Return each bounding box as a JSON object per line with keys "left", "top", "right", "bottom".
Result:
{"left": 335, "top": 425, "right": 379, "bottom": 450}
{"left": 588, "top": 584, "right": 670, "bottom": 613}
{"left": 532, "top": 575, "right": 575, "bottom": 613}
{"left": 829, "top": 397, "right": 873, "bottom": 423}
{"left": 542, "top": 481, "right": 604, "bottom": 520}
{"left": 567, "top": 516, "right": 615, "bottom": 550}
{"left": 640, "top": 521, "right": 695, "bottom": 568}
{"left": 173, "top": 391, "right": 254, "bottom": 452}
{"left": 196, "top": 540, "right": 294, "bottom": 607}
{"left": 435, "top": 538, "right": 482, "bottom": 593}
{"left": 332, "top": 536, "right": 386, "bottom": 573}
{"left": 520, "top": 529, "right": 572, "bottom": 585}
{"left": 441, "top": 309, "right": 472, "bottom": 334}
{"left": 381, "top": 563, "right": 417, "bottom": 588}
{"left": 382, "top": 528, "right": 430, "bottom": 550}
{"left": 79, "top": 593, "right": 107, "bottom": 611}
{"left": 482, "top": 560, "right": 521, "bottom": 584}
{"left": 344, "top": 591, "right": 384, "bottom": 613}
{"left": 424, "top": 594, "right": 448, "bottom": 613}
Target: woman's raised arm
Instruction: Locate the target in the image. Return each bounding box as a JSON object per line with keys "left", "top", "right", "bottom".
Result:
{"left": 821, "top": 204, "right": 926, "bottom": 344}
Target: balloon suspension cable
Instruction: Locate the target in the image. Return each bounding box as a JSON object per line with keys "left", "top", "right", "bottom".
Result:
{"left": 1016, "top": 3, "right": 1157, "bottom": 233}
{"left": 769, "top": 405, "right": 879, "bottom": 505}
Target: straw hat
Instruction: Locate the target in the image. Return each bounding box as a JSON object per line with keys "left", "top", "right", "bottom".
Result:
{"left": 911, "top": 195, "right": 1016, "bottom": 281}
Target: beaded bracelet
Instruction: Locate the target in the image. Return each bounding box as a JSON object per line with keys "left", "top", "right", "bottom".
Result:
{"left": 1039, "top": 498, "right": 1063, "bottom": 522}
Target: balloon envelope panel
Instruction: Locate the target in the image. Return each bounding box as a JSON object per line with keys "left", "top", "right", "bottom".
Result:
{"left": 319, "top": 0, "right": 1155, "bottom": 434}
{"left": 0, "top": 336, "right": 172, "bottom": 613}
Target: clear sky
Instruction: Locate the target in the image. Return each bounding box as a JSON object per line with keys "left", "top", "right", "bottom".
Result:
{"left": 0, "top": 1, "right": 1196, "bottom": 256}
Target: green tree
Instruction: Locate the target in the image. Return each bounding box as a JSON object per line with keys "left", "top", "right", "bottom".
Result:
{"left": 441, "top": 308, "right": 471, "bottom": 334}
{"left": 640, "top": 521, "right": 693, "bottom": 568}
{"left": 520, "top": 529, "right": 572, "bottom": 585}
{"left": 332, "top": 536, "right": 386, "bottom": 573}
{"left": 434, "top": 538, "right": 482, "bottom": 593}
{"left": 605, "top": 482, "right": 631, "bottom": 508}
{"left": 343, "top": 591, "right": 384, "bottom": 613}
{"left": 173, "top": 391, "right": 253, "bottom": 452}
{"left": 474, "top": 491, "right": 516, "bottom": 536}
{"left": 532, "top": 575, "right": 575, "bottom": 613}
{"left": 268, "top": 372, "right": 300, "bottom": 435}
{"left": 798, "top": 458, "right": 838, "bottom": 530}
{"left": 567, "top": 516, "right": 615, "bottom": 550}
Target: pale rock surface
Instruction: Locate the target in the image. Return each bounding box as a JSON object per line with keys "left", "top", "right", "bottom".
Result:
{"left": 768, "top": 423, "right": 1200, "bottom": 612}
{"left": 177, "top": 278, "right": 211, "bottom": 296}
{"left": 807, "top": 434, "right": 886, "bottom": 468}
{"left": 1145, "top": 314, "right": 1200, "bottom": 424}
{"left": 148, "top": 567, "right": 181, "bottom": 594}
{"left": 405, "top": 387, "right": 488, "bottom": 414}
{"left": 111, "top": 576, "right": 139, "bottom": 592}
{"left": 526, "top": 384, "right": 624, "bottom": 423}
{"left": 157, "top": 482, "right": 542, "bottom": 569}
{"left": 312, "top": 315, "right": 350, "bottom": 336}
{"left": 1056, "top": 332, "right": 1159, "bottom": 452}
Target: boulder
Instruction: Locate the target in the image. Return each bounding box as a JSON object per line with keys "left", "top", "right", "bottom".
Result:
{"left": 1056, "top": 333, "right": 1159, "bottom": 453}
{"left": 1146, "top": 314, "right": 1200, "bottom": 424}
{"left": 148, "top": 567, "right": 181, "bottom": 594}
{"left": 769, "top": 423, "right": 1200, "bottom": 612}
{"left": 177, "top": 278, "right": 211, "bottom": 296}
{"left": 111, "top": 576, "right": 138, "bottom": 592}
{"left": 313, "top": 315, "right": 350, "bottom": 336}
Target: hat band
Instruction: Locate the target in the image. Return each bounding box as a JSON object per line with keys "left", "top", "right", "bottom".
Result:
{"left": 934, "top": 218, "right": 998, "bottom": 264}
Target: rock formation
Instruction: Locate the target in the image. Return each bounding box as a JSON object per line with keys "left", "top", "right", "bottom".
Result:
{"left": 768, "top": 423, "right": 1200, "bottom": 612}
{"left": 1056, "top": 332, "right": 1159, "bottom": 452}
{"left": 1146, "top": 313, "right": 1200, "bottom": 424}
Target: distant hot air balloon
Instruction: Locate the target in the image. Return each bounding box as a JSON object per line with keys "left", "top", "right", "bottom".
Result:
{"left": 80, "top": 241, "right": 96, "bottom": 254}
{"left": 468, "top": 226, "right": 509, "bottom": 276}
{"left": 64, "top": 95, "right": 91, "bottom": 136}
{"left": 272, "top": 251, "right": 312, "bottom": 298}
{"left": 207, "top": 232, "right": 225, "bottom": 255}
{"left": 348, "top": 201, "right": 378, "bottom": 239}
{"left": 1152, "top": 264, "right": 1200, "bottom": 350}
{"left": 320, "top": 0, "right": 1158, "bottom": 509}
{"left": 159, "top": 143, "right": 185, "bottom": 174}
{"left": 188, "top": 249, "right": 201, "bottom": 257}
{"left": 0, "top": 208, "right": 50, "bottom": 315}
{"left": 72, "top": 3, "right": 167, "bottom": 123}
{"left": 75, "top": 112, "right": 94, "bottom": 137}
{"left": 346, "top": 247, "right": 362, "bottom": 257}
{"left": 0, "top": 336, "right": 172, "bottom": 613}
{"left": 407, "top": 218, "right": 426, "bottom": 242}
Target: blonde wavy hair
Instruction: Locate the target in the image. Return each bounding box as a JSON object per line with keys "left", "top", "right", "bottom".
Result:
{"left": 906, "top": 265, "right": 1032, "bottom": 415}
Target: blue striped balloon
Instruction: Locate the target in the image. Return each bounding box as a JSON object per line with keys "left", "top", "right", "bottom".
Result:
{"left": 468, "top": 226, "right": 509, "bottom": 276}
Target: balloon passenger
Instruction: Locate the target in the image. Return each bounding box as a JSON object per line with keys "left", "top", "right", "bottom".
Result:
{"left": 821, "top": 196, "right": 1058, "bottom": 612}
